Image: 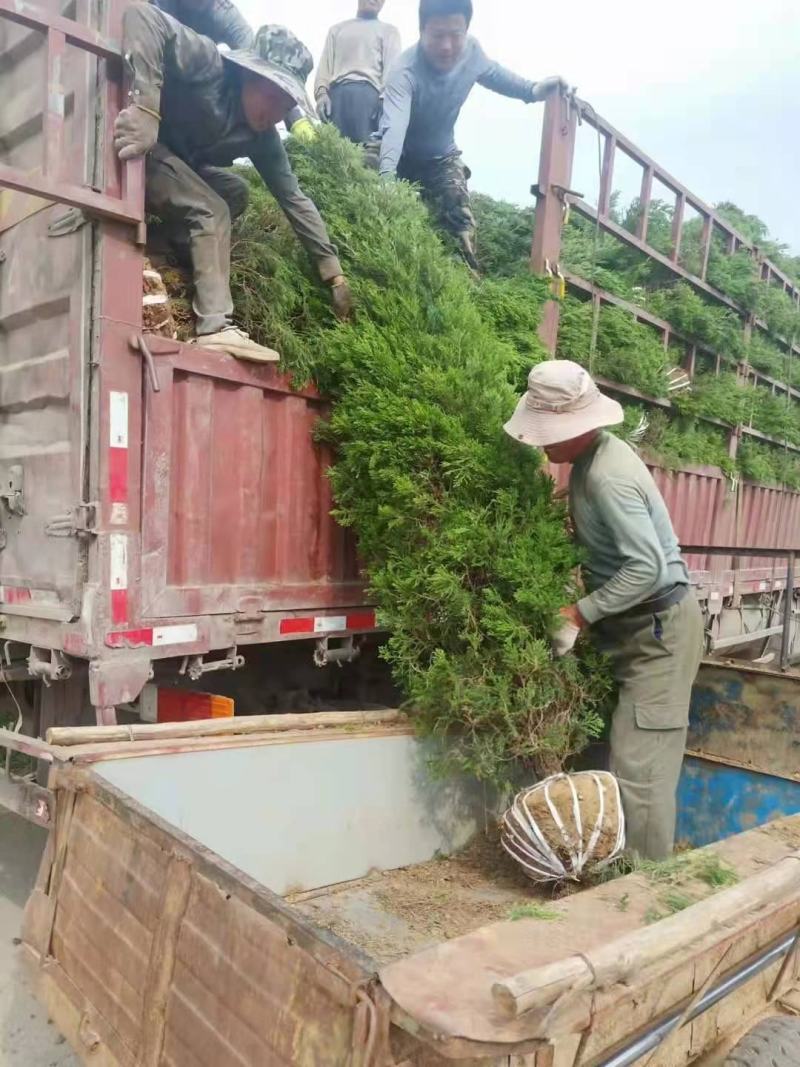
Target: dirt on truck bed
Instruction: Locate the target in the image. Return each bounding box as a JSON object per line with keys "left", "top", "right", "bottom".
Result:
{"left": 287, "top": 833, "right": 559, "bottom": 965}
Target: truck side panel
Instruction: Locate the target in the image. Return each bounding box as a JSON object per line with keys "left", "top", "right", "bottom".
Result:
{"left": 25, "top": 776, "right": 367, "bottom": 1066}
{"left": 140, "top": 347, "right": 360, "bottom": 621}
{"left": 0, "top": 13, "right": 98, "bottom": 620}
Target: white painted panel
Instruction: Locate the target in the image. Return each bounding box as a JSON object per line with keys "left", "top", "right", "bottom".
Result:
{"left": 94, "top": 734, "right": 492, "bottom": 895}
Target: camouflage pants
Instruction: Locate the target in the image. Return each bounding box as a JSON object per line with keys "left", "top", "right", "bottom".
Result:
{"left": 397, "top": 152, "right": 475, "bottom": 242}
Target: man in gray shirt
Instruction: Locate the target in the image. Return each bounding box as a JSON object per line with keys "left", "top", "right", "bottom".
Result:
{"left": 378, "top": 0, "right": 565, "bottom": 268}
{"left": 315, "top": 0, "right": 401, "bottom": 144}
{"left": 505, "top": 361, "right": 705, "bottom": 861}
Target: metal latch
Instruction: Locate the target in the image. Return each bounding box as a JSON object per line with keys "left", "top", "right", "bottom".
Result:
{"left": 314, "top": 635, "right": 361, "bottom": 668}
{"left": 0, "top": 465, "right": 24, "bottom": 516}
{"left": 45, "top": 503, "right": 98, "bottom": 538}
{"left": 27, "top": 647, "right": 72, "bottom": 686}
{"left": 179, "top": 647, "right": 244, "bottom": 681}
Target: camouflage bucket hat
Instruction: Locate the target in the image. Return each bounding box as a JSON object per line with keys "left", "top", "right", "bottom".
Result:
{"left": 223, "top": 25, "right": 315, "bottom": 116}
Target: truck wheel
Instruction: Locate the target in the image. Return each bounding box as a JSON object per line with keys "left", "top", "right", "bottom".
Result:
{"left": 725, "top": 1016, "right": 800, "bottom": 1066}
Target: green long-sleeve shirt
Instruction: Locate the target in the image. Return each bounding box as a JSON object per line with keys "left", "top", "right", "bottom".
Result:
{"left": 569, "top": 432, "right": 689, "bottom": 624}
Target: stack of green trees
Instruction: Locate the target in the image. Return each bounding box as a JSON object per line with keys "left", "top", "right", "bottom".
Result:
{"left": 229, "top": 130, "right": 611, "bottom": 783}
{"left": 472, "top": 194, "right": 800, "bottom": 491}
{"left": 224, "top": 127, "right": 797, "bottom": 781}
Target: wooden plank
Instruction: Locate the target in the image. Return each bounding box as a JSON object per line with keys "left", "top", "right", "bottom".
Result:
{"left": 51, "top": 919, "right": 144, "bottom": 1048}
{"left": 140, "top": 856, "right": 193, "bottom": 1067}
{"left": 35, "top": 957, "right": 136, "bottom": 1067}
{"left": 48, "top": 708, "right": 404, "bottom": 746}
{"left": 57, "top": 862, "right": 152, "bottom": 988}
{"left": 59, "top": 724, "right": 412, "bottom": 765}
{"left": 0, "top": 774, "right": 53, "bottom": 827}
{"left": 56, "top": 767, "right": 374, "bottom": 981}
{"left": 494, "top": 853, "right": 800, "bottom": 1018}
{"left": 68, "top": 793, "right": 166, "bottom": 926}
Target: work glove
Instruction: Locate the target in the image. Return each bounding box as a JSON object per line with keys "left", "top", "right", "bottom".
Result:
{"left": 316, "top": 91, "right": 332, "bottom": 123}
{"left": 530, "top": 76, "right": 570, "bottom": 102}
{"left": 114, "top": 105, "right": 160, "bottom": 161}
{"left": 290, "top": 116, "right": 317, "bottom": 144}
{"left": 329, "top": 275, "right": 354, "bottom": 322}
{"left": 552, "top": 620, "right": 580, "bottom": 658}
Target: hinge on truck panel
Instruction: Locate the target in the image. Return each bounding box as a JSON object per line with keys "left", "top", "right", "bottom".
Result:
{"left": 179, "top": 647, "right": 244, "bottom": 682}
{"left": 314, "top": 635, "right": 361, "bottom": 668}
{"left": 45, "top": 503, "right": 98, "bottom": 538}
{"left": 0, "top": 465, "right": 25, "bottom": 516}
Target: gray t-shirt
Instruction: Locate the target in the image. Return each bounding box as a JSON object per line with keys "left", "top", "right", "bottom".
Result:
{"left": 314, "top": 17, "right": 401, "bottom": 99}
{"left": 378, "top": 37, "right": 537, "bottom": 175}
{"left": 569, "top": 432, "right": 689, "bottom": 624}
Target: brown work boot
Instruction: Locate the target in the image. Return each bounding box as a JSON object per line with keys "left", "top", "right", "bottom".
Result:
{"left": 196, "top": 328, "right": 280, "bottom": 363}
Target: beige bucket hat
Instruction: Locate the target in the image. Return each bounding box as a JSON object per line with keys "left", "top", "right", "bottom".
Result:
{"left": 504, "top": 360, "right": 623, "bottom": 447}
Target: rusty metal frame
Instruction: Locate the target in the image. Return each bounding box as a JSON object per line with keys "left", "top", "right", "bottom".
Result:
{"left": 0, "top": 0, "right": 143, "bottom": 227}
{"left": 683, "top": 545, "right": 797, "bottom": 669}
{"left": 531, "top": 91, "right": 800, "bottom": 471}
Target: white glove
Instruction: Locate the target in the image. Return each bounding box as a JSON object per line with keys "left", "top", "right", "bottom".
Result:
{"left": 552, "top": 620, "right": 580, "bottom": 658}
{"left": 531, "top": 76, "right": 569, "bottom": 102}
{"left": 114, "top": 105, "right": 160, "bottom": 161}
{"left": 316, "top": 91, "right": 332, "bottom": 122}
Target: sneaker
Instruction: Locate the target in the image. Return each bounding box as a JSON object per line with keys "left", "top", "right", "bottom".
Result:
{"left": 197, "top": 328, "right": 280, "bottom": 363}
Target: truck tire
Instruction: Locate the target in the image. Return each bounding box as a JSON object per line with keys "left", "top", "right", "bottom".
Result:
{"left": 725, "top": 1016, "right": 800, "bottom": 1066}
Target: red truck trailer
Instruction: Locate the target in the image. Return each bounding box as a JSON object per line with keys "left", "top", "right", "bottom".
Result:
{"left": 3, "top": 0, "right": 800, "bottom": 740}
{"left": 0, "top": 0, "right": 379, "bottom": 730}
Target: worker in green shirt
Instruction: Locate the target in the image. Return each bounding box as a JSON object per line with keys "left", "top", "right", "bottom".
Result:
{"left": 505, "top": 360, "right": 705, "bottom": 861}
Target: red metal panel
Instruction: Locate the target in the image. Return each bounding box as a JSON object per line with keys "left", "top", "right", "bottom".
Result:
{"left": 141, "top": 349, "right": 362, "bottom": 620}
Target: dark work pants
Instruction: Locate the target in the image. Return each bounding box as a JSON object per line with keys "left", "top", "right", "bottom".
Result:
{"left": 328, "top": 81, "right": 380, "bottom": 144}
{"left": 145, "top": 143, "right": 250, "bottom": 335}
{"left": 397, "top": 151, "right": 475, "bottom": 243}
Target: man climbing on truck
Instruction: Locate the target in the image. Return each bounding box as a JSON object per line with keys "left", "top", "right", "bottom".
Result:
{"left": 114, "top": 4, "right": 352, "bottom": 362}
{"left": 505, "top": 361, "right": 705, "bottom": 862}
{"left": 377, "top": 0, "right": 567, "bottom": 269}
{"left": 315, "top": 0, "right": 401, "bottom": 144}
{"left": 153, "top": 0, "right": 252, "bottom": 49}
{"left": 151, "top": 0, "right": 316, "bottom": 140}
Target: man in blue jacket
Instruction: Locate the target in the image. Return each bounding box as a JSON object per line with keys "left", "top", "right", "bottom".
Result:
{"left": 378, "top": 0, "right": 566, "bottom": 268}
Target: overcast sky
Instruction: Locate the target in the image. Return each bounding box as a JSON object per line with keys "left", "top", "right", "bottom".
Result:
{"left": 238, "top": 0, "right": 800, "bottom": 253}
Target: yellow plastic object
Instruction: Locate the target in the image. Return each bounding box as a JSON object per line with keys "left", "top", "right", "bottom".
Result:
{"left": 290, "top": 117, "right": 317, "bottom": 144}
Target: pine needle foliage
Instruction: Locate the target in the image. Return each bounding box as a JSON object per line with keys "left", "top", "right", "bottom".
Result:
{"left": 228, "top": 129, "right": 612, "bottom": 783}
{"left": 556, "top": 296, "right": 671, "bottom": 398}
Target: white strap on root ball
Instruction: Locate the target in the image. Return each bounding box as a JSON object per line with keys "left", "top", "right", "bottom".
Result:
{"left": 501, "top": 771, "right": 625, "bottom": 882}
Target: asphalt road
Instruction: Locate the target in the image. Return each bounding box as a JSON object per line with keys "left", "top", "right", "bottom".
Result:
{"left": 0, "top": 810, "right": 78, "bottom": 1067}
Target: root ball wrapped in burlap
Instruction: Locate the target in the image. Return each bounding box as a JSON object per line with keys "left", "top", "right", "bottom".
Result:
{"left": 501, "top": 771, "right": 625, "bottom": 882}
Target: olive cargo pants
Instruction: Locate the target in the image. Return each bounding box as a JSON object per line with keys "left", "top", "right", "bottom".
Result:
{"left": 594, "top": 593, "right": 704, "bottom": 861}
{"left": 145, "top": 143, "right": 250, "bottom": 336}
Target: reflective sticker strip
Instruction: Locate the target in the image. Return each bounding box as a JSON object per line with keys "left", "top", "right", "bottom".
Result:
{"left": 105, "top": 623, "right": 199, "bottom": 649}
{"left": 109, "top": 391, "right": 129, "bottom": 448}
{"left": 153, "top": 624, "right": 198, "bottom": 646}
{"left": 109, "top": 391, "right": 129, "bottom": 516}
{"left": 110, "top": 533, "right": 128, "bottom": 625}
{"left": 279, "top": 611, "right": 377, "bottom": 636}
{"left": 0, "top": 586, "right": 31, "bottom": 604}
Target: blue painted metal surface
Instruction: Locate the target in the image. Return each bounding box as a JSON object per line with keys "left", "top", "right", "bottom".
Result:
{"left": 677, "top": 755, "right": 800, "bottom": 848}
{"left": 687, "top": 663, "right": 800, "bottom": 781}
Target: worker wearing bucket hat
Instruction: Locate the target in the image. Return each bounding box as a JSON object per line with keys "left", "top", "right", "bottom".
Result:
{"left": 505, "top": 361, "right": 704, "bottom": 861}
{"left": 114, "top": 5, "right": 353, "bottom": 361}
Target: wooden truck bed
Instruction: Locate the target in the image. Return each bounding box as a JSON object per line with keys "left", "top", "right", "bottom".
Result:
{"left": 16, "top": 712, "right": 800, "bottom": 1066}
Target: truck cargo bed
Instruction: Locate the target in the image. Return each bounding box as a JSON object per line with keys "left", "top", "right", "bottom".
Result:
{"left": 289, "top": 833, "right": 547, "bottom": 965}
